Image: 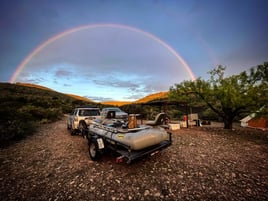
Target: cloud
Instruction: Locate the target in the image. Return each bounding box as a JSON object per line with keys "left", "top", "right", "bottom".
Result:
{"left": 85, "top": 95, "right": 116, "bottom": 102}
{"left": 93, "top": 77, "right": 140, "bottom": 89}
{"left": 16, "top": 71, "right": 46, "bottom": 84}
{"left": 55, "top": 69, "right": 73, "bottom": 77}
{"left": 63, "top": 83, "right": 72, "bottom": 87}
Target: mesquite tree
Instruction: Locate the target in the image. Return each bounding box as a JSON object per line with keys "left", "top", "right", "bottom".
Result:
{"left": 169, "top": 63, "right": 268, "bottom": 129}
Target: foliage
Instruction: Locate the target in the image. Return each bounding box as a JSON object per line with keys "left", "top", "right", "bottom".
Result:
{"left": 169, "top": 63, "right": 268, "bottom": 129}
{"left": 0, "top": 83, "right": 97, "bottom": 147}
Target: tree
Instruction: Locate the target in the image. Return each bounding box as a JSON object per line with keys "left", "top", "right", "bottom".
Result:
{"left": 169, "top": 63, "right": 268, "bottom": 129}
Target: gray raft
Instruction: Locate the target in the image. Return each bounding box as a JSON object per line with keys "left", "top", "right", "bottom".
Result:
{"left": 88, "top": 123, "right": 169, "bottom": 151}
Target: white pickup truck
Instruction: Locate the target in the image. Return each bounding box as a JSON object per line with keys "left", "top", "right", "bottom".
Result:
{"left": 67, "top": 106, "right": 101, "bottom": 135}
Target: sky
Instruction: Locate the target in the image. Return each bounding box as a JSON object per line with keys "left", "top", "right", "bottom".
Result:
{"left": 0, "top": 0, "right": 267, "bottom": 102}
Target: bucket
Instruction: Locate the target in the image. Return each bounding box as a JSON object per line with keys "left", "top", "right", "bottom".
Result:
{"left": 128, "top": 114, "right": 137, "bottom": 129}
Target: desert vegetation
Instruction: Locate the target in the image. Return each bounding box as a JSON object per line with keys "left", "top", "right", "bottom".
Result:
{"left": 0, "top": 83, "right": 97, "bottom": 147}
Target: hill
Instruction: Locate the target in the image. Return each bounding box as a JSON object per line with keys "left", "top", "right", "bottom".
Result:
{"left": 16, "top": 82, "right": 56, "bottom": 91}
{"left": 100, "top": 101, "right": 132, "bottom": 106}
{"left": 134, "top": 91, "right": 169, "bottom": 103}
{"left": 100, "top": 92, "right": 169, "bottom": 106}
{"left": 16, "top": 83, "right": 94, "bottom": 103}
{"left": 66, "top": 94, "right": 94, "bottom": 103}
{"left": 0, "top": 82, "right": 99, "bottom": 147}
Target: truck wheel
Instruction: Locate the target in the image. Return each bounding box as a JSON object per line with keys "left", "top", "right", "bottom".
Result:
{"left": 70, "top": 124, "right": 76, "bottom": 135}
{"left": 89, "top": 140, "right": 100, "bottom": 161}
{"left": 79, "top": 121, "right": 87, "bottom": 136}
{"left": 70, "top": 129, "right": 76, "bottom": 135}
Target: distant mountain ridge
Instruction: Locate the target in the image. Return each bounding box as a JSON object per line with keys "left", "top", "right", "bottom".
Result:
{"left": 16, "top": 82, "right": 94, "bottom": 103}
{"left": 100, "top": 101, "right": 132, "bottom": 106}
{"left": 16, "top": 82, "right": 55, "bottom": 92}
{"left": 14, "top": 82, "right": 169, "bottom": 105}
{"left": 134, "top": 92, "right": 168, "bottom": 103}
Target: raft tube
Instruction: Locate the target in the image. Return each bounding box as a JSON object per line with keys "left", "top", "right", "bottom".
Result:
{"left": 88, "top": 124, "right": 169, "bottom": 150}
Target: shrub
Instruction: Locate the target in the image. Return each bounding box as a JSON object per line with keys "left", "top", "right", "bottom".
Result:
{"left": 0, "top": 114, "right": 38, "bottom": 148}
{"left": 0, "top": 82, "right": 94, "bottom": 147}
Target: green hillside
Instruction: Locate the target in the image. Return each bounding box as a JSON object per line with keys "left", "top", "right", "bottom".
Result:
{"left": 0, "top": 82, "right": 98, "bottom": 147}
{"left": 134, "top": 92, "right": 168, "bottom": 103}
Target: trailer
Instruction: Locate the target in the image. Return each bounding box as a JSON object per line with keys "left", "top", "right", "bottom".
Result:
{"left": 85, "top": 122, "right": 172, "bottom": 164}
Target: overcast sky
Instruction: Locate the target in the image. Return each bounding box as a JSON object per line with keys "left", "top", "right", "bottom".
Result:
{"left": 0, "top": 0, "right": 267, "bottom": 101}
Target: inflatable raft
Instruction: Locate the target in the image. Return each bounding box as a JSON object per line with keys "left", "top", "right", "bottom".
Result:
{"left": 88, "top": 123, "right": 169, "bottom": 151}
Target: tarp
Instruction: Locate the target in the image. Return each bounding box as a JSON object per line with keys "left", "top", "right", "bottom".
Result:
{"left": 248, "top": 117, "right": 268, "bottom": 130}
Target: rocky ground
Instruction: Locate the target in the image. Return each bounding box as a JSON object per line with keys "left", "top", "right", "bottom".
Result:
{"left": 0, "top": 117, "right": 267, "bottom": 201}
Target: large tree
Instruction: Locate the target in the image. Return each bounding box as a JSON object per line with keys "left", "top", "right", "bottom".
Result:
{"left": 169, "top": 63, "right": 268, "bottom": 129}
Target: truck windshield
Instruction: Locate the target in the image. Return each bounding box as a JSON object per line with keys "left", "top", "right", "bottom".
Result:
{"left": 80, "top": 109, "right": 100, "bottom": 116}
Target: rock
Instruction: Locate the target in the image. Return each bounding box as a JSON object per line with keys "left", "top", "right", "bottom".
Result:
{"left": 115, "top": 179, "right": 120, "bottom": 184}
{"left": 144, "top": 190, "right": 150, "bottom": 196}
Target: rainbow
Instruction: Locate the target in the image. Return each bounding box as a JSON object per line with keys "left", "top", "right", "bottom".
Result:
{"left": 10, "top": 23, "right": 196, "bottom": 83}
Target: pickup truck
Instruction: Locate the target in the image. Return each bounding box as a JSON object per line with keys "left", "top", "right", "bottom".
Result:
{"left": 100, "top": 107, "right": 128, "bottom": 121}
{"left": 67, "top": 106, "right": 101, "bottom": 135}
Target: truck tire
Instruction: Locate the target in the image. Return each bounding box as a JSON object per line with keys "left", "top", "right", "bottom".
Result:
{"left": 70, "top": 124, "right": 76, "bottom": 135}
{"left": 67, "top": 123, "right": 71, "bottom": 130}
{"left": 79, "top": 121, "right": 87, "bottom": 136}
{"left": 88, "top": 139, "right": 101, "bottom": 161}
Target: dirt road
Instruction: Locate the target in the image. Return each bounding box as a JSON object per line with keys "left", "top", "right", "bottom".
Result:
{"left": 0, "top": 117, "right": 268, "bottom": 201}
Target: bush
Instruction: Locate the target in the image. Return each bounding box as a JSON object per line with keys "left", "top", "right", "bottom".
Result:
{"left": 18, "top": 105, "right": 63, "bottom": 122}
{"left": 0, "top": 116, "right": 38, "bottom": 148}
{"left": 0, "top": 83, "right": 96, "bottom": 147}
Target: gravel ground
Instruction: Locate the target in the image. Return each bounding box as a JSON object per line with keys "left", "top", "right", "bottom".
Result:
{"left": 0, "top": 117, "right": 267, "bottom": 201}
